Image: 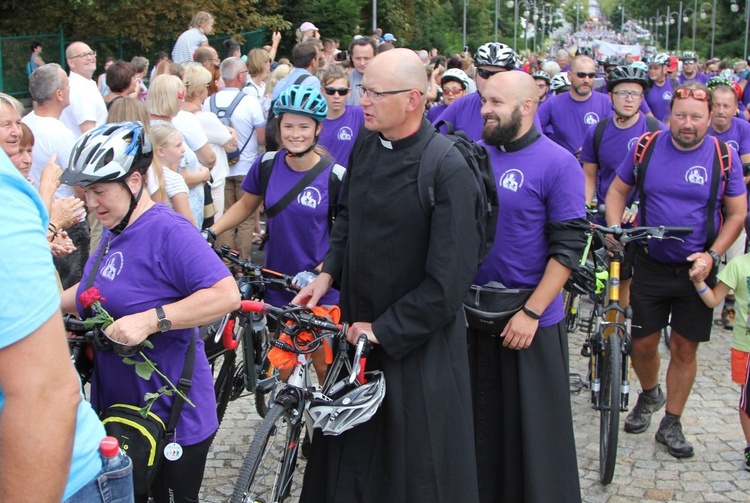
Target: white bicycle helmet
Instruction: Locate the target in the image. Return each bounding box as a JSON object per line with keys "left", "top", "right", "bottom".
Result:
{"left": 532, "top": 70, "right": 551, "bottom": 84}
{"left": 474, "top": 42, "right": 516, "bottom": 70}
{"left": 308, "top": 370, "right": 386, "bottom": 436}
{"left": 650, "top": 52, "right": 670, "bottom": 66}
{"left": 62, "top": 121, "right": 152, "bottom": 188}
{"left": 550, "top": 72, "right": 571, "bottom": 93}
{"left": 441, "top": 68, "right": 471, "bottom": 90}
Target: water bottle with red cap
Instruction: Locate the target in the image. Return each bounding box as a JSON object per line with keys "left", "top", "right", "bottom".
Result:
{"left": 99, "top": 436, "right": 130, "bottom": 472}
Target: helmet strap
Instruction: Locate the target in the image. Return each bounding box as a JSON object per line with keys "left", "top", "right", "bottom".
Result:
{"left": 110, "top": 179, "right": 145, "bottom": 235}
{"left": 286, "top": 133, "right": 320, "bottom": 158}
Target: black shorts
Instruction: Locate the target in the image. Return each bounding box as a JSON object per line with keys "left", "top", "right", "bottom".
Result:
{"left": 630, "top": 247, "right": 716, "bottom": 342}
{"left": 620, "top": 242, "right": 637, "bottom": 281}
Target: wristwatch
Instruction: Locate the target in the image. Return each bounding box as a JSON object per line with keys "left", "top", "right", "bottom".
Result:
{"left": 155, "top": 306, "right": 172, "bottom": 333}
{"left": 707, "top": 250, "right": 721, "bottom": 270}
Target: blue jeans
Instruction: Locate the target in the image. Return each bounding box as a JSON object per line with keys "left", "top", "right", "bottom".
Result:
{"left": 64, "top": 451, "right": 134, "bottom": 503}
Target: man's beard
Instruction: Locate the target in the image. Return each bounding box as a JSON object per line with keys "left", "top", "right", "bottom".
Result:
{"left": 671, "top": 127, "right": 705, "bottom": 149}
{"left": 482, "top": 106, "right": 523, "bottom": 147}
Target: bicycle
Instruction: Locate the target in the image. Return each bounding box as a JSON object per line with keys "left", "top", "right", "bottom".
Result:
{"left": 579, "top": 224, "right": 691, "bottom": 485}
{"left": 230, "top": 301, "right": 383, "bottom": 503}
{"left": 204, "top": 246, "right": 298, "bottom": 423}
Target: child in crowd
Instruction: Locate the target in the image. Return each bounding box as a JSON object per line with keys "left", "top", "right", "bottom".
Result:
{"left": 147, "top": 123, "right": 195, "bottom": 226}
{"left": 689, "top": 218, "right": 750, "bottom": 471}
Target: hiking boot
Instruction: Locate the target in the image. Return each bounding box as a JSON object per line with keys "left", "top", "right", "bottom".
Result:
{"left": 624, "top": 387, "right": 666, "bottom": 434}
{"left": 655, "top": 418, "right": 694, "bottom": 458}
{"left": 745, "top": 447, "right": 750, "bottom": 472}
{"left": 722, "top": 305, "right": 735, "bottom": 330}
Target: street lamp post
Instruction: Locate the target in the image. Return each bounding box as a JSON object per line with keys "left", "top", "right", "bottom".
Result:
{"left": 576, "top": 1, "right": 581, "bottom": 33}
{"left": 618, "top": 4, "right": 625, "bottom": 31}
{"left": 462, "top": 0, "right": 467, "bottom": 52}
{"left": 677, "top": 1, "right": 684, "bottom": 52}
{"left": 745, "top": 0, "right": 750, "bottom": 61}
{"left": 664, "top": 8, "right": 679, "bottom": 52}
{"left": 699, "top": 2, "right": 715, "bottom": 58}
{"left": 682, "top": 7, "right": 696, "bottom": 52}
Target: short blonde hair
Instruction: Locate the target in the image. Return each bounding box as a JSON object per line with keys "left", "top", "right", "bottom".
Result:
{"left": 0, "top": 92, "right": 24, "bottom": 115}
{"left": 107, "top": 97, "right": 150, "bottom": 126}
{"left": 247, "top": 48, "right": 271, "bottom": 77}
{"left": 191, "top": 11, "right": 213, "bottom": 29}
{"left": 182, "top": 62, "right": 212, "bottom": 100}
{"left": 321, "top": 65, "right": 349, "bottom": 87}
{"left": 146, "top": 74, "right": 184, "bottom": 118}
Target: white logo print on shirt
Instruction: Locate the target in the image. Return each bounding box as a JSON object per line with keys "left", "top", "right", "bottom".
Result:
{"left": 584, "top": 112, "right": 600, "bottom": 125}
{"left": 499, "top": 169, "right": 524, "bottom": 192}
{"left": 663, "top": 91, "right": 673, "bottom": 100}
{"left": 728, "top": 140, "right": 740, "bottom": 152}
{"left": 337, "top": 127, "right": 353, "bottom": 141}
{"left": 101, "top": 252, "right": 124, "bottom": 281}
{"left": 685, "top": 166, "right": 708, "bottom": 186}
{"left": 298, "top": 186, "right": 323, "bottom": 209}
{"left": 628, "top": 137, "right": 639, "bottom": 151}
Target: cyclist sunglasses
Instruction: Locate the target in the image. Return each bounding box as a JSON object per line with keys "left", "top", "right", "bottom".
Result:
{"left": 575, "top": 72, "right": 597, "bottom": 79}
{"left": 476, "top": 68, "right": 504, "bottom": 79}
{"left": 674, "top": 88, "right": 709, "bottom": 101}
{"left": 442, "top": 88, "right": 465, "bottom": 96}
{"left": 324, "top": 87, "right": 350, "bottom": 96}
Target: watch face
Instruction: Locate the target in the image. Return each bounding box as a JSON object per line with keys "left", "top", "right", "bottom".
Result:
{"left": 157, "top": 318, "right": 171, "bottom": 332}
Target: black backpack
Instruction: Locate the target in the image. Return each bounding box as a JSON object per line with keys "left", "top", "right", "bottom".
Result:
{"left": 422, "top": 120, "right": 499, "bottom": 266}
{"left": 257, "top": 151, "right": 346, "bottom": 249}
{"left": 265, "top": 74, "right": 310, "bottom": 151}
{"left": 632, "top": 130, "right": 732, "bottom": 249}
{"left": 591, "top": 114, "right": 660, "bottom": 162}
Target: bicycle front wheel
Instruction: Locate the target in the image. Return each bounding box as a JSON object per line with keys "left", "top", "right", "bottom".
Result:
{"left": 231, "top": 400, "right": 303, "bottom": 503}
{"left": 599, "top": 331, "right": 622, "bottom": 485}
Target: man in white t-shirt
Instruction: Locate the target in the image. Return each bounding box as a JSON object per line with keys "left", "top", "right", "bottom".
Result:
{"left": 25, "top": 63, "right": 89, "bottom": 289}
{"left": 60, "top": 42, "right": 107, "bottom": 138}
{"left": 204, "top": 57, "right": 266, "bottom": 259}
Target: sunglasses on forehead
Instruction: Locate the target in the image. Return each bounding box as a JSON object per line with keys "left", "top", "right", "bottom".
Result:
{"left": 324, "top": 87, "right": 349, "bottom": 96}
{"left": 674, "top": 88, "right": 709, "bottom": 101}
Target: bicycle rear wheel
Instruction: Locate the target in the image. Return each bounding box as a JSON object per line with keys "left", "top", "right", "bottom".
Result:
{"left": 231, "top": 399, "right": 303, "bottom": 503}
{"left": 599, "top": 331, "right": 622, "bottom": 485}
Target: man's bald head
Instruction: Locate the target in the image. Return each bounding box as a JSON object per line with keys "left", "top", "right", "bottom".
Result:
{"left": 487, "top": 70, "right": 538, "bottom": 108}
{"left": 366, "top": 49, "right": 428, "bottom": 95}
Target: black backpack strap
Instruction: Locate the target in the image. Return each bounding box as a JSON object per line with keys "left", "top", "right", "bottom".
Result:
{"left": 645, "top": 114, "right": 660, "bottom": 133}
{"left": 165, "top": 334, "right": 196, "bottom": 436}
{"left": 633, "top": 130, "right": 661, "bottom": 228}
{"left": 418, "top": 132, "right": 455, "bottom": 215}
{"left": 327, "top": 162, "right": 346, "bottom": 232}
{"left": 293, "top": 74, "right": 310, "bottom": 86}
{"left": 265, "top": 157, "right": 330, "bottom": 218}
{"left": 592, "top": 117, "right": 609, "bottom": 163}
{"left": 433, "top": 119, "right": 456, "bottom": 135}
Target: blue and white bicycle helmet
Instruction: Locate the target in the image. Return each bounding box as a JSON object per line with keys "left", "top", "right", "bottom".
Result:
{"left": 62, "top": 121, "right": 152, "bottom": 234}
{"left": 273, "top": 85, "right": 328, "bottom": 123}
{"left": 62, "top": 121, "right": 152, "bottom": 187}
{"left": 308, "top": 370, "right": 386, "bottom": 436}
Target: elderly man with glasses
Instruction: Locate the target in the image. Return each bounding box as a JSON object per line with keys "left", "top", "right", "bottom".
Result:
{"left": 60, "top": 41, "right": 107, "bottom": 138}
{"left": 537, "top": 54, "right": 613, "bottom": 159}
{"left": 606, "top": 83, "right": 747, "bottom": 458}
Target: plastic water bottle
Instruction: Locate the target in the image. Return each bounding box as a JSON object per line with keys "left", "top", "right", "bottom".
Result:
{"left": 99, "top": 436, "right": 129, "bottom": 471}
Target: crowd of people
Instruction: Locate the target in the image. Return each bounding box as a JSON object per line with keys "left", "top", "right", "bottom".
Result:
{"left": 5, "top": 7, "right": 750, "bottom": 503}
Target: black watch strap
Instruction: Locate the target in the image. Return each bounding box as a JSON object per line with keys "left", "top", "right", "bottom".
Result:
{"left": 707, "top": 249, "right": 721, "bottom": 268}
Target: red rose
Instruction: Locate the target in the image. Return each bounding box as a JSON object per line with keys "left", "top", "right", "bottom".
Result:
{"left": 78, "top": 286, "right": 105, "bottom": 308}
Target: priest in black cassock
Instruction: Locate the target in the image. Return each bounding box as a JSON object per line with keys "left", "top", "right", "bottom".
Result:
{"left": 294, "top": 48, "right": 482, "bottom": 503}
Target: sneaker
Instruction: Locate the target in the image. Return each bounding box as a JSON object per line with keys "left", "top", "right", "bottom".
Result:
{"left": 745, "top": 447, "right": 750, "bottom": 471}
{"left": 722, "top": 306, "right": 736, "bottom": 330}
{"left": 655, "top": 419, "right": 694, "bottom": 458}
{"left": 624, "top": 387, "right": 666, "bottom": 433}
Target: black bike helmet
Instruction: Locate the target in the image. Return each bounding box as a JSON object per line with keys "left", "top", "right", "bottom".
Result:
{"left": 606, "top": 65, "right": 650, "bottom": 92}
{"left": 474, "top": 42, "right": 517, "bottom": 70}
{"left": 532, "top": 70, "right": 551, "bottom": 84}
{"left": 565, "top": 260, "right": 607, "bottom": 295}
{"left": 604, "top": 55, "right": 625, "bottom": 68}
{"left": 576, "top": 46, "right": 595, "bottom": 58}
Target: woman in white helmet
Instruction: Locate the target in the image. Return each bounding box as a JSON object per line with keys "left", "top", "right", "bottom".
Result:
{"left": 426, "top": 68, "right": 471, "bottom": 122}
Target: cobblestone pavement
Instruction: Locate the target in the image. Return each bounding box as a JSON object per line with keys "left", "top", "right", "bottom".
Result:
{"left": 199, "top": 299, "right": 750, "bottom": 502}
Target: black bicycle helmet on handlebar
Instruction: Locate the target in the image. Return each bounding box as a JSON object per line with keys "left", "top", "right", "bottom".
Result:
{"left": 565, "top": 259, "right": 607, "bottom": 295}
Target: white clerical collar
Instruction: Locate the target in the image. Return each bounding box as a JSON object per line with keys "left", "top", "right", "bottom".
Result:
{"left": 379, "top": 136, "right": 393, "bottom": 149}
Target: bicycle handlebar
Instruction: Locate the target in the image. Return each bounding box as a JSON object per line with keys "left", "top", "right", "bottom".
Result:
{"left": 591, "top": 224, "right": 693, "bottom": 244}
{"left": 239, "top": 301, "right": 342, "bottom": 332}
{"left": 214, "top": 246, "right": 298, "bottom": 291}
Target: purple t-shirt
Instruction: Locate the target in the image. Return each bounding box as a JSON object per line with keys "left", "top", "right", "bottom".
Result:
{"left": 537, "top": 91, "right": 613, "bottom": 154}
{"left": 615, "top": 132, "right": 746, "bottom": 263}
{"left": 475, "top": 135, "right": 586, "bottom": 327}
{"left": 678, "top": 72, "right": 710, "bottom": 86}
{"left": 77, "top": 205, "right": 229, "bottom": 446}
{"left": 242, "top": 152, "right": 340, "bottom": 307}
{"left": 425, "top": 103, "right": 447, "bottom": 123}
{"left": 318, "top": 105, "right": 364, "bottom": 167}
{"left": 645, "top": 79, "right": 678, "bottom": 123}
{"left": 580, "top": 114, "right": 667, "bottom": 202}
{"left": 709, "top": 117, "right": 750, "bottom": 156}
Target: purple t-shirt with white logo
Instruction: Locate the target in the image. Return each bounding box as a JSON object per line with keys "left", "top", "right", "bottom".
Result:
{"left": 537, "top": 91, "right": 612, "bottom": 154}
{"left": 243, "top": 152, "right": 340, "bottom": 307}
{"left": 318, "top": 105, "right": 364, "bottom": 167}
{"left": 709, "top": 117, "right": 750, "bottom": 156}
{"left": 646, "top": 80, "right": 677, "bottom": 123}
{"left": 475, "top": 135, "right": 585, "bottom": 327}
{"left": 580, "top": 114, "right": 667, "bottom": 202}
{"left": 615, "top": 132, "right": 746, "bottom": 263}
{"left": 77, "top": 205, "right": 228, "bottom": 446}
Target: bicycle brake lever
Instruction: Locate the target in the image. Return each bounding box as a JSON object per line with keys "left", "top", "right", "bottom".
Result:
{"left": 349, "top": 335, "right": 370, "bottom": 385}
